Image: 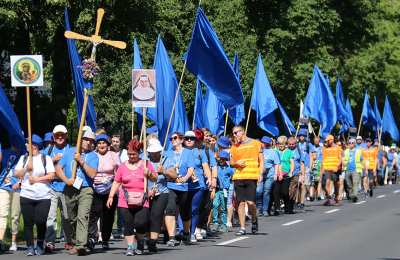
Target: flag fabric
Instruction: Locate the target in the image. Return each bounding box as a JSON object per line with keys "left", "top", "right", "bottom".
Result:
{"left": 345, "top": 97, "right": 355, "bottom": 127}
{"left": 374, "top": 96, "right": 382, "bottom": 130}
{"left": 203, "top": 86, "right": 225, "bottom": 135}
{"left": 382, "top": 96, "right": 399, "bottom": 141}
{"left": 361, "top": 91, "right": 377, "bottom": 130}
{"left": 65, "top": 8, "right": 96, "bottom": 131}
{"left": 228, "top": 53, "right": 245, "bottom": 125}
{"left": 277, "top": 99, "right": 296, "bottom": 136}
{"left": 192, "top": 79, "right": 205, "bottom": 129}
{"left": 250, "top": 54, "right": 278, "bottom": 136}
{"left": 152, "top": 36, "right": 189, "bottom": 145}
{"left": 303, "top": 65, "right": 337, "bottom": 138}
{"left": 0, "top": 83, "right": 25, "bottom": 152}
{"left": 336, "top": 79, "right": 349, "bottom": 134}
{"left": 185, "top": 7, "right": 244, "bottom": 109}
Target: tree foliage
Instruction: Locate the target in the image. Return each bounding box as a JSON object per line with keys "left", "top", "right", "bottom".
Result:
{"left": 0, "top": 0, "right": 399, "bottom": 140}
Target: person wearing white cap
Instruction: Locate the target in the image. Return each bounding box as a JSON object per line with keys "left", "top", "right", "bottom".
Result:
{"left": 386, "top": 144, "right": 398, "bottom": 185}
{"left": 55, "top": 130, "right": 99, "bottom": 256}
{"left": 42, "top": 125, "right": 73, "bottom": 252}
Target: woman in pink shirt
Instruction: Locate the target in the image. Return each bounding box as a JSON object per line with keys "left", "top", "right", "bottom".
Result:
{"left": 88, "top": 134, "right": 121, "bottom": 251}
{"left": 107, "top": 139, "right": 157, "bottom": 256}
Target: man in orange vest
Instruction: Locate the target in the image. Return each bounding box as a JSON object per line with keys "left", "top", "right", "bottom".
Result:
{"left": 230, "top": 126, "right": 264, "bottom": 236}
{"left": 321, "top": 135, "right": 342, "bottom": 206}
{"left": 362, "top": 138, "right": 378, "bottom": 197}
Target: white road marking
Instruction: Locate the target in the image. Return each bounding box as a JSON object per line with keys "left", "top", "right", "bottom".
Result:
{"left": 282, "top": 220, "right": 304, "bottom": 226}
{"left": 216, "top": 236, "right": 249, "bottom": 246}
{"left": 325, "top": 209, "right": 340, "bottom": 214}
{"left": 394, "top": 189, "right": 400, "bottom": 194}
{"left": 377, "top": 195, "right": 386, "bottom": 199}
{"left": 354, "top": 200, "right": 366, "bottom": 205}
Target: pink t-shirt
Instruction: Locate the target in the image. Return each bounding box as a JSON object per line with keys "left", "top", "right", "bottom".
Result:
{"left": 94, "top": 151, "right": 121, "bottom": 186}
{"left": 115, "top": 160, "right": 154, "bottom": 208}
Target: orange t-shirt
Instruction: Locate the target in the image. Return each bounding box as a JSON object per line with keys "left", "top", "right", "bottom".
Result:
{"left": 322, "top": 145, "right": 342, "bottom": 171}
{"left": 230, "top": 138, "right": 262, "bottom": 180}
{"left": 363, "top": 147, "right": 378, "bottom": 170}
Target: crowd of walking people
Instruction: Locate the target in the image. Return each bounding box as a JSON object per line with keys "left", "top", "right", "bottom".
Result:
{"left": 0, "top": 124, "right": 395, "bottom": 256}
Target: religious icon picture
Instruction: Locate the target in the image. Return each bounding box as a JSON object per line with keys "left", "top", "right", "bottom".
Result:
{"left": 132, "top": 69, "right": 156, "bottom": 107}
{"left": 10, "top": 55, "right": 44, "bottom": 87}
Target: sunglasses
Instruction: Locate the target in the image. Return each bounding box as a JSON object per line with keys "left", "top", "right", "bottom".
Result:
{"left": 349, "top": 142, "right": 355, "bottom": 144}
{"left": 184, "top": 137, "right": 196, "bottom": 141}
{"left": 170, "top": 136, "right": 179, "bottom": 141}
{"left": 233, "top": 130, "right": 243, "bottom": 135}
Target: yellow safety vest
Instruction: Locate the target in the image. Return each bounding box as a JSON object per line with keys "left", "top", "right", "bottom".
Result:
{"left": 343, "top": 148, "right": 363, "bottom": 173}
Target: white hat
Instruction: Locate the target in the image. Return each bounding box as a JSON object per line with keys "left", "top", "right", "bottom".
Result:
{"left": 147, "top": 139, "right": 163, "bottom": 153}
{"left": 356, "top": 136, "right": 363, "bottom": 140}
{"left": 53, "top": 124, "right": 68, "bottom": 134}
{"left": 184, "top": 131, "right": 196, "bottom": 137}
{"left": 82, "top": 130, "right": 95, "bottom": 140}
{"left": 82, "top": 125, "right": 92, "bottom": 133}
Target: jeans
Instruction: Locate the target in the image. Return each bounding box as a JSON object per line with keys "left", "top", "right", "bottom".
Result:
{"left": 189, "top": 189, "right": 205, "bottom": 234}
{"left": 212, "top": 190, "right": 227, "bottom": 225}
{"left": 256, "top": 174, "right": 274, "bottom": 214}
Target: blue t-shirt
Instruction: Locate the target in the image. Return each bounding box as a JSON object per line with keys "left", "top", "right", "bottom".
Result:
{"left": 188, "top": 148, "right": 216, "bottom": 191}
{"left": 298, "top": 141, "right": 311, "bottom": 167}
{"left": 216, "top": 163, "right": 234, "bottom": 190}
{"left": 42, "top": 144, "right": 71, "bottom": 192}
{"left": 148, "top": 160, "right": 168, "bottom": 194}
{"left": 263, "top": 148, "right": 280, "bottom": 178}
{"left": 58, "top": 148, "right": 99, "bottom": 189}
{"left": 291, "top": 148, "right": 304, "bottom": 176}
{"left": 347, "top": 149, "right": 357, "bottom": 172}
{"left": 387, "top": 151, "right": 396, "bottom": 168}
{"left": 164, "top": 148, "right": 194, "bottom": 191}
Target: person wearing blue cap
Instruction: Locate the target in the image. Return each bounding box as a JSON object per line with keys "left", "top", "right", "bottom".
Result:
{"left": 256, "top": 136, "right": 280, "bottom": 216}
{"left": 14, "top": 134, "right": 56, "bottom": 256}
{"left": 42, "top": 125, "right": 74, "bottom": 253}
{"left": 43, "top": 132, "right": 53, "bottom": 149}
{"left": 297, "top": 129, "right": 310, "bottom": 210}
{"left": 210, "top": 150, "right": 233, "bottom": 233}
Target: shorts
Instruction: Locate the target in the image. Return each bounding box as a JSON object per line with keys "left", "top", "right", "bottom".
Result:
{"left": 324, "top": 171, "right": 339, "bottom": 182}
{"left": 234, "top": 180, "right": 257, "bottom": 203}
{"left": 362, "top": 169, "right": 375, "bottom": 179}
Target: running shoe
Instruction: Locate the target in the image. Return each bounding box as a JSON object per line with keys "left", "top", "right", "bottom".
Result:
{"left": 235, "top": 228, "right": 246, "bottom": 236}
{"left": 251, "top": 219, "right": 258, "bottom": 234}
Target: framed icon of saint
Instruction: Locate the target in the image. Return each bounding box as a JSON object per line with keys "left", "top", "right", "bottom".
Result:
{"left": 132, "top": 69, "right": 156, "bottom": 107}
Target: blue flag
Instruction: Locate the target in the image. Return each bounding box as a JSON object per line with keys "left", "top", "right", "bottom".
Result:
{"left": 185, "top": 7, "right": 244, "bottom": 109}
{"left": 303, "top": 65, "right": 337, "bottom": 138}
{"left": 382, "top": 96, "right": 399, "bottom": 141}
{"left": 203, "top": 86, "right": 225, "bottom": 135}
{"left": 0, "top": 83, "right": 25, "bottom": 152}
{"left": 250, "top": 54, "right": 278, "bottom": 136}
{"left": 227, "top": 53, "right": 245, "bottom": 125}
{"left": 65, "top": 9, "right": 96, "bottom": 131}
{"left": 374, "top": 96, "right": 382, "bottom": 130}
{"left": 193, "top": 79, "right": 205, "bottom": 129}
{"left": 336, "top": 79, "right": 349, "bottom": 134}
{"left": 152, "top": 36, "right": 189, "bottom": 145}
{"left": 276, "top": 99, "right": 295, "bottom": 136}
{"left": 361, "top": 91, "right": 377, "bottom": 130}
{"left": 345, "top": 97, "right": 355, "bottom": 127}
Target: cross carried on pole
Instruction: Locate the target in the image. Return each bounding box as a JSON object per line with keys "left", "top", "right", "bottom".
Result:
{"left": 64, "top": 8, "right": 126, "bottom": 180}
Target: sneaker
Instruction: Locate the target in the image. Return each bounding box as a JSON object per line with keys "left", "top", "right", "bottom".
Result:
{"left": 235, "top": 228, "right": 246, "bottom": 236}
{"left": 45, "top": 242, "right": 55, "bottom": 253}
{"left": 26, "top": 246, "right": 35, "bottom": 256}
{"left": 182, "top": 233, "right": 191, "bottom": 245}
{"left": 68, "top": 247, "right": 78, "bottom": 255}
{"left": 323, "top": 199, "right": 332, "bottom": 206}
{"left": 64, "top": 243, "right": 74, "bottom": 250}
{"left": 195, "top": 232, "right": 203, "bottom": 241}
{"left": 126, "top": 248, "right": 134, "bottom": 256}
{"left": 135, "top": 240, "right": 144, "bottom": 255}
{"left": 251, "top": 219, "right": 258, "bottom": 234}
{"left": 87, "top": 238, "right": 96, "bottom": 252}
{"left": 389, "top": 181, "right": 392, "bottom": 185}
{"left": 77, "top": 248, "right": 88, "bottom": 256}
{"left": 369, "top": 189, "right": 373, "bottom": 197}
{"left": 200, "top": 229, "right": 207, "bottom": 239}
{"left": 102, "top": 241, "right": 109, "bottom": 250}
{"left": 190, "top": 234, "right": 197, "bottom": 243}
{"left": 167, "top": 239, "right": 178, "bottom": 247}
{"left": 218, "top": 225, "right": 228, "bottom": 233}
{"left": 9, "top": 242, "right": 17, "bottom": 252}
{"left": 148, "top": 239, "right": 158, "bottom": 253}
{"left": 352, "top": 197, "right": 358, "bottom": 203}
{"left": 34, "top": 246, "right": 44, "bottom": 256}
{"left": 210, "top": 223, "right": 219, "bottom": 233}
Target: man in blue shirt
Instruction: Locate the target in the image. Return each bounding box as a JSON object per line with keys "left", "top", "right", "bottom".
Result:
{"left": 42, "top": 125, "right": 73, "bottom": 252}
{"left": 288, "top": 137, "right": 305, "bottom": 213}
{"left": 55, "top": 130, "right": 98, "bottom": 256}
{"left": 343, "top": 138, "right": 364, "bottom": 202}
{"left": 256, "top": 136, "right": 280, "bottom": 216}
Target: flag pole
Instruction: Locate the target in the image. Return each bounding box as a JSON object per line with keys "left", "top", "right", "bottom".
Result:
{"left": 162, "top": 59, "right": 187, "bottom": 154}
{"left": 245, "top": 105, "right": 251, "bottom": 135}
{"left": 357, "top": 115, "right": 363, "bottom": 136}
{"left": 71, "top": 88, "right": 89, "bottom": 180}
{"left": 142, "top": 107, "right": 147, "bottom": 163}
{"left": 131, "top": 103, "right": 135, "bottom": 140}
{"left": 25, "top": 87, "right": 33, "bottom": 167}
{"left": 224, "top": 109, "right": 229, "bottom": 136}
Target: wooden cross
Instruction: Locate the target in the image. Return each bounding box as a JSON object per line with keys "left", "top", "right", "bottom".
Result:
{"left": 64, "top": 8, "right": 126, "bottom": 180}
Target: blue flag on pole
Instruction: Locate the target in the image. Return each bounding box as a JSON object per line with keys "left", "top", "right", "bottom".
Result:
{"left": 193, "top": 79, "right": 205, "bottom": 129}
{"left": 345, "top": 97, "right": 355, "bottom": 127}
{"left": 250, "top": 54, "right": 278, "bottom": 136}
{"left": 374, "top": 96, "right": 382, "bottom": 130}
{"left": 382, "top": 96, "right": 399, "bottom": 141}
{"left": 152, "top": 36, "right": 189, "bottom": 145}
{"left": 303, "top": 65, "right": 337, "bottom": 138}
{"left": 203, "top": 86, "right": 225, "bottom": 135}
{"left": 276, "top": 99, "right": 295, "bottom": 136}
{"left": 64, "top": 8, "right": 96, "bottom": 131}
{"left": 361, "top": 91, "right": 377, "bottom": 130}
{"left": 228, "top": 53, "right": 245, "bottom": 125}
{"left": 0, "top": 83, "right": 25, "bottom": 152}
{"left": 336, "top": 79, "right": 349, "bottom": 134}
{"left": 185, "top": 7, "right": 243, "bottom": 109}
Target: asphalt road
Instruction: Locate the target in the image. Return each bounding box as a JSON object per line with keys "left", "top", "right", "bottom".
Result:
{"left": 4, "top": 185, "right": 400, "bottom": 260}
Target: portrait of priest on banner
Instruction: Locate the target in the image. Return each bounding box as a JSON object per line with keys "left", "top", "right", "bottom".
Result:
{"left": 132, "top": 69, "right": 156, "bottom": 107}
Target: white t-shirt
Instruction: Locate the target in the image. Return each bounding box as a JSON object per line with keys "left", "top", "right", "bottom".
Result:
{"left": 119, "top": 149, "right": 128, "bottom": 163}
{"left": 15, "top": 154, "right": 55, "bottom": 200}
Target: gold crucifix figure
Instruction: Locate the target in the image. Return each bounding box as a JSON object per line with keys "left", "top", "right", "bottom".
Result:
{"left": 64, "top": 8, "right": 126, "bottom": 61}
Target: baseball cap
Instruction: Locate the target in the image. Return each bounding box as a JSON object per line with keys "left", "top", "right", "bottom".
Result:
{"left": 147, "top": 139, "right": 163, "bottom": 153}
{"left": 348, "top": 138, "right": 356, "bottom": 143}
{"left": 217, "top": 136, "right": 231, "bottom": 148}
{"left": 147, "top": 125, "right": 158, "bottom": 135}
{"left": 53, "top": 124, "right": 68, "bottom": 134}
{"left": 95, "top": 134, "right": 110, "bottom": 144}
{"left": 325, "top": 134, "right": 334, "bottom": 142}
{"left": 390, "top": 144, "right": 397, "bottom": 149}
{"left": 184, "top": 131, "right": 196, "bottom": 138}
{"left": 82, "top": 130, "right": 95, "bottom": 140}
{"left": 82, "top": 125, "right": 92, "bottom": 133}
{"left": 219, "top": 151, "right": 230, "bottom": 160}
{"left": 44, "top": 132, "right": 53, "bottom": 142}
{"left": 298, "top": 129, "right": 307, "bottom": 137}
{"left": 261, "top": 136, "right": 272, "bottom": 144}
{"left": 29, "top": 134, "right": 43, "bottom": 148}
{"left": 356, "top": 136, "right": 363, "bottom": 140}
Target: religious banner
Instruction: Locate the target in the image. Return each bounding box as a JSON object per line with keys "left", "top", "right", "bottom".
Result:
{"left": 10, "top": 55, "right": 43, "bottom": 87}
{"left": 132, "top": 69, "right": 156, "bottom": 107}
